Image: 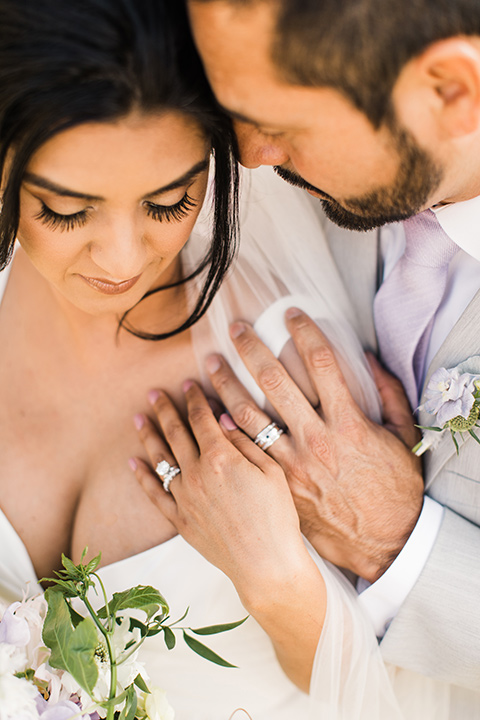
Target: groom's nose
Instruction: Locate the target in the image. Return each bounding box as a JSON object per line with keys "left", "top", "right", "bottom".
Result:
{"left": 234, "top": 120, "right": 290, "bottom": 169}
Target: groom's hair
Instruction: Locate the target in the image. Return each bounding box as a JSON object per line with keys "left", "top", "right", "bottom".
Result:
{"left": 193, "top": 0, "right": 480, "bottom": 127}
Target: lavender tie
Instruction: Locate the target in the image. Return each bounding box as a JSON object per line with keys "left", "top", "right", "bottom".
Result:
{"left": 374, "top": 209, "right": 459, "bottom": 409}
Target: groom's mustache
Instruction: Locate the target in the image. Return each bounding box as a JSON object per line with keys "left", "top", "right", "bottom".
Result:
{"left": 273, "top": 165, "right": 334, "bottom": 203}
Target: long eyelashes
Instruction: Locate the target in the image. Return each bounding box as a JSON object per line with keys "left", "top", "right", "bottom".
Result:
{"left": 35, "top": 203, "right": 89, "bottom": 232}
{"left": 35, "top": 191, "right": 198, "bottom": 232}
{"left": 144, "top": 192, "right": 197, "bottom": 223}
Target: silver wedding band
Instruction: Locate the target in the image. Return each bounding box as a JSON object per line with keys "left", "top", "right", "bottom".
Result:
{"left": 155, "top": 460, "right": 181, "bottom": 493}
{"left": 254, "top": 422, "right": 284, "bottom": 451}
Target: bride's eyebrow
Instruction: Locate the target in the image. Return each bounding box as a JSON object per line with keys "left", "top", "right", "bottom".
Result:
{"left": 22, "top": 157, "right": 210, "bottom": 202}
{"left": 23, "top": 172, "right": 102, "bottom": 201}
{"left": 144, "top": 158, "right": 210, "bottom": 199}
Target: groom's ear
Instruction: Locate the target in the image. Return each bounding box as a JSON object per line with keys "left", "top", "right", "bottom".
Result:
{"left": 392, "top": 37, "right": 480, "bottom": 141}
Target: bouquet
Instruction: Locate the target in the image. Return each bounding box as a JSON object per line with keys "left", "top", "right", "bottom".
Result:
{"left": 0, "top": 550, "right": 246, "bottom": 720}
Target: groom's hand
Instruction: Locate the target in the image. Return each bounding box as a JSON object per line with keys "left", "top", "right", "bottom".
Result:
{"left": 206, "top": 309, "right": 424, "bottom": 583}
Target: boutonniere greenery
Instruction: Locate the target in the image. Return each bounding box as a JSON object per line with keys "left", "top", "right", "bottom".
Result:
{"left": 413, "top": 366, "right": 480, "bottom": 456}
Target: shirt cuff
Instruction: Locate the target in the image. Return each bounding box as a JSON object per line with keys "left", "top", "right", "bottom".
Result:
{"left": 357, "top": 496, "right": 444, "bottom": 637}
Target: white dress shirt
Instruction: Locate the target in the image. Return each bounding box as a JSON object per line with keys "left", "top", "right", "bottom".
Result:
{"left": 358, "top": 196, "right": 480, "bottom": 637}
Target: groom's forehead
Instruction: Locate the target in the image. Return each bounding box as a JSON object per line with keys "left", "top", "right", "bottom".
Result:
{"left": 188, "top": 1, "right": 357, "bottom": 134}
{"left": 188, "top": 0, "right": 279, "bottom": 72}
{"left": 188, "top": 1, "right": 293, "bottom": 102}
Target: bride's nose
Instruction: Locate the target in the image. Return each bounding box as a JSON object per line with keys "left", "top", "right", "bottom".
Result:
{"left": 89, "top": 216, "right": 147, "bottom": 279}
{"left": 234, "top": 121, "right": 289, "bottom": 169}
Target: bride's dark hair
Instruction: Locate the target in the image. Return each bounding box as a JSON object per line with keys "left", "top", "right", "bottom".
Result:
{"left": 0, "top": 0, "right": 238, "bottom": 340}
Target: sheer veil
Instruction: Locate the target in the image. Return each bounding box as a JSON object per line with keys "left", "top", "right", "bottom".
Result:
{"left": 184, "top": 166, "right": 451, "bottom": 719}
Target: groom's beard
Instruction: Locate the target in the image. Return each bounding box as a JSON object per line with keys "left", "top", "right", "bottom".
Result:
{"left": 274, "top": 122, "right": 444, "bottom": 232}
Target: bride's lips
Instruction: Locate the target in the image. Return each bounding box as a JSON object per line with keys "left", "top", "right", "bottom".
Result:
{"left": 79, "top": 273, "right": 141, "bottom": 295}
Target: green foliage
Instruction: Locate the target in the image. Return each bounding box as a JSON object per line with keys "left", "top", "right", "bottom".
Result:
{"left": 182, "top": 631, "right": 237, "bottom": 668}
{"left": 42, "top": 589, "right": 98, "bottom": 694}
{"left": 41, "top": 549, "right": 246, "bottom": 719}
{"left": 191, "top": 617, "right": 248, "bottom": 636}
{"left": 97, "top": 586, "right": 169, "bottom": 620}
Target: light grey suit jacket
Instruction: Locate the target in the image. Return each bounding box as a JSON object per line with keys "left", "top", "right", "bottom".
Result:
{"left": 315, "top": 206, "right": 480, "bottom": 709}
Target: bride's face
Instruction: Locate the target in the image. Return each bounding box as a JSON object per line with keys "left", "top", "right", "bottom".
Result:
{"left": 16, "top": 111, "right": 210, "bottom": 316}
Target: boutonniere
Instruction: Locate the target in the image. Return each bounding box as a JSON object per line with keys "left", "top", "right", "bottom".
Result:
{"left": 413, "top": 366, "right": 480, "bottom": 456}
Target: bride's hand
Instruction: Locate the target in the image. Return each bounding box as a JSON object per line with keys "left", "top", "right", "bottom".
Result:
{"left": 131, "top": 381, "right": 314, "bottom": 602}
{"left": 130, "top": 381, "right": 326, "bottom": 692}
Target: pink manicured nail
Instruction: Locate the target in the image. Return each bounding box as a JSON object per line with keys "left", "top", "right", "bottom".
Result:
{"left": 220, "top": 413, "right": 238, "bottom": 431}
{"left": 133, "top": 414, "right": 145, "bottom": 430}
{"left": 230, "top": 322, "right": 246, "bottom": 339}
{"left": 205, "top": 355, "right": 221, "bottom": 374}
{"left": 128, "top": 457, "right": 138, "bottom": 472}
{"left": 285, "top": 307, "right": 302, "bottom": 319}
{"left": 148, "top": 389, "right": 160, "bottom": 405}
{"left": 183, "top": 380, "right": 194, "bottom": 393}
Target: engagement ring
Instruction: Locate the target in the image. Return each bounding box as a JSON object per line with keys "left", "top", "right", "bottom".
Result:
{"left": 155, "top": 460, "right": 181, "bottom": 493}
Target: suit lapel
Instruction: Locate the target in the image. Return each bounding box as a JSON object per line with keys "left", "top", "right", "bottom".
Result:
{"left": 418, "top": 288, "right": 480, "bottom": 488}
{"left": 321, "top": 217, "right": 380, "bottom": 353}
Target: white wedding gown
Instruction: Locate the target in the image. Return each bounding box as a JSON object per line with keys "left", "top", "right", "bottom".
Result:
{"left": 0, "top": 168, "right": 451, "bottom": 719}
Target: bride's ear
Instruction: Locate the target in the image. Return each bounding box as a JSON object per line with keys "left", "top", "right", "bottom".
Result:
{"left": 392, "top": 37, "right": 480, "bottom": 141}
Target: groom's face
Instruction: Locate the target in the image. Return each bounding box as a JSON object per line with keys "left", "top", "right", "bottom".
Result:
{"left": 189, "top": 1, "right": 446, "bottom": 231}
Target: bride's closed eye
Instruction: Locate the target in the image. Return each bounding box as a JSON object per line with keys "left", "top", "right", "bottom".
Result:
{"left": 34, "top": 190, "right": 198, "bottom": 232}
{"left": 35, "top": 201, "right": 90, "bottom": 232}
{"left": 144, "top": 191, "right": 197, "bottom": 223}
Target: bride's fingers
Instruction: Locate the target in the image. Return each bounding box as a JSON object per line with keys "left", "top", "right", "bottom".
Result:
{"left": 218, "top": 413, "right": 286, "bottom": 470}
{"left": 182, "top": 381, "right": 278, "bottom": 468}
{"left": 147, "top": 389, "right": 198, "bottom": 464}
{"left": 129, "top": 456, "right": 178, "bottom": 522}
{"left": 205, "top": 354, "right": 292, "bottom": 462}
{"left": 134, "top": 413, "right": 177, "bottom": 469}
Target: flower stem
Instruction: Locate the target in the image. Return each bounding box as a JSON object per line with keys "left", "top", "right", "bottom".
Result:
{"left": 83, "top": 595, "right": 117, "bottom": 719}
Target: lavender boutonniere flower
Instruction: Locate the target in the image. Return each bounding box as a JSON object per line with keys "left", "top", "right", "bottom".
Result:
{"left": 413, "top": 366, "right": 480, "bottom": 456}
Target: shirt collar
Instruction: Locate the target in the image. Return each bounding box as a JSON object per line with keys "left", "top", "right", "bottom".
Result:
{"left": 430, "top": 194, "right": 480, "bottom": 262}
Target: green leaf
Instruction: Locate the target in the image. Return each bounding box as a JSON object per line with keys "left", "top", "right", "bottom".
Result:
{"left": 128, "top": 617, "right": 149, "bottom": 637}
{"left": 146, "top": 626, "right": 163, "bottom": 637}
{"left": 39, "top": 578, "right": 79, "bottom": 597}
{"left": 414, "top": 424, "right": 444, "bottom": 432}
{"left": 66, "top": 602, "right": 85, "bottom": 629}
{"left": 450, "top": 429, "right": 460, "bottom": 455}
{"left": 169, "top": 607, "right": 189, "bottom": 626}
{"left": 85, "top": 553, "right": 102, "bottom": 574}
{"left": 163, "top": 626, "right": 176, "bottom": 650}
{"left": 468, "top": 427, "right": 480, "bottom": 444}
{"left": 61, "top": 554, "right": 82, "bottom": 580}
{"left": 42, "top": 589, "right": 98, "bottom": 694}
{"left": 98, "top": 586, "right": 169, "bottom": 619}
{"left": 119, "top": 684, "right": 137, "bottom": 720}
{"left": 100, "top": 688, "right": 130, "bottom": 707}
{"left": 182, "top": 631, "right": 237, "bottom": 668}
{"left": 134, "top": 673, "right": 150, "bottom": 694}
{"left": 191, "top": 616, "right": 249, "bottom": 636}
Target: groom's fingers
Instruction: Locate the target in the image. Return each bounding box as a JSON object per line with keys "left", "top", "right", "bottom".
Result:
{"left": 283, "top": 310, "right": 361, "bottom": 424}
{"left": 367, "top": 353, "right": 420, "bottom": 448}
{"left": 228, "top": 314, "right": 359, "bottom": 430}
{"left": 228, "top": 322, "right": 322, "bottom": 433}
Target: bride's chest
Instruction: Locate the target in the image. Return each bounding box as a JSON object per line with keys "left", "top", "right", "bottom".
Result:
{"left": 0, "top": 321, "right": 200, "bottom": 580}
